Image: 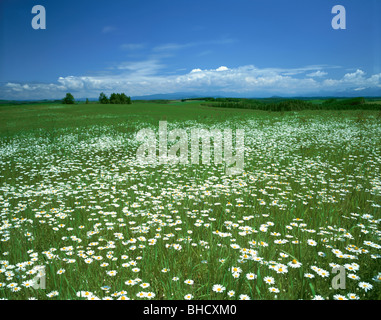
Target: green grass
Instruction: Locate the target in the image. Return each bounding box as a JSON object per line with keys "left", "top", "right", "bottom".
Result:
{"left": 0, "top": 100, "right": 380, "bottom": 300}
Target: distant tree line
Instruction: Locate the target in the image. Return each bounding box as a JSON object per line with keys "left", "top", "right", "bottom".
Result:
{"left": 202, "top": 97, "right": 381, "bottom": 112}
{"left": 61, "top": 92, "right": 132, "bottom": 105}
{"left": 99, "top": 92, "right": 132, "bottom": 104}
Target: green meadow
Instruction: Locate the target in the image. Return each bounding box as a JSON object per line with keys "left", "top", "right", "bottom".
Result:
{"left": 0, "top": 100, "right": 380, "bottom": 300}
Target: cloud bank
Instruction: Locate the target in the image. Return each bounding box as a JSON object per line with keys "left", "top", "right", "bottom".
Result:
{"left": 1, "top": 63, "right": 381, "bottom": 100}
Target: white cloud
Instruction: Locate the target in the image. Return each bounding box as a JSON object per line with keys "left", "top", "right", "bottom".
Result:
{"left": 323, "top": 70, "right": 381, "bottom": 89}
{"left": 5, "top": 82, "right": 66, "bottom": 94}
{"left": 58, "top": 76, "right": 85, "bottom": 90}
{"left": 2, "top": 65, "right": 381, "bottom": 100}
{"left": 115, "top": 59, "right": 166, "bottom": 77}
{"left": 216, "top": 66, "right": 229, "bottom": 72}
{"left": 343, "top": 69, "right": 366, "bottom": 81}
{"left": 307, "top": 70, "right": 328, "bottom": 78}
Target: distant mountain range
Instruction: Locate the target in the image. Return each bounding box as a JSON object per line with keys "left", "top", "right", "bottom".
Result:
{"left": 1, "top": 88, "right": 380, "bottom": 104}
{"left": 130, "top": 88, "right": 381, "bottom": 100}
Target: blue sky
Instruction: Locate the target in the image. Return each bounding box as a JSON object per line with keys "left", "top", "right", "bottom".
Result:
{"left": 0, "top": 0, "right": 380, "bottom": 99}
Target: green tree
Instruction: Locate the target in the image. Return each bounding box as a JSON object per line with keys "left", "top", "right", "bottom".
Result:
{"left": 110, "top": 93, "right": 121, "bottom": 104}
{"left": 109, "top": 93, "right": 132, "bottom": 104}
{"left": 120, "top": 93, "right": 132, "bottom": 104}
{"left": 99, "top": 92, "right": 109, "bottom": 104}
{"left": 62, "top": 93, "right": 75, "bottom": 104}
{"left": 85, "top": 98, "right": 90, "bottom": 104}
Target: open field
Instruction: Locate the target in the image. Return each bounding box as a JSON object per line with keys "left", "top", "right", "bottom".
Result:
{"left": 0, "top": 101, "right": 380, "bottom": 300}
